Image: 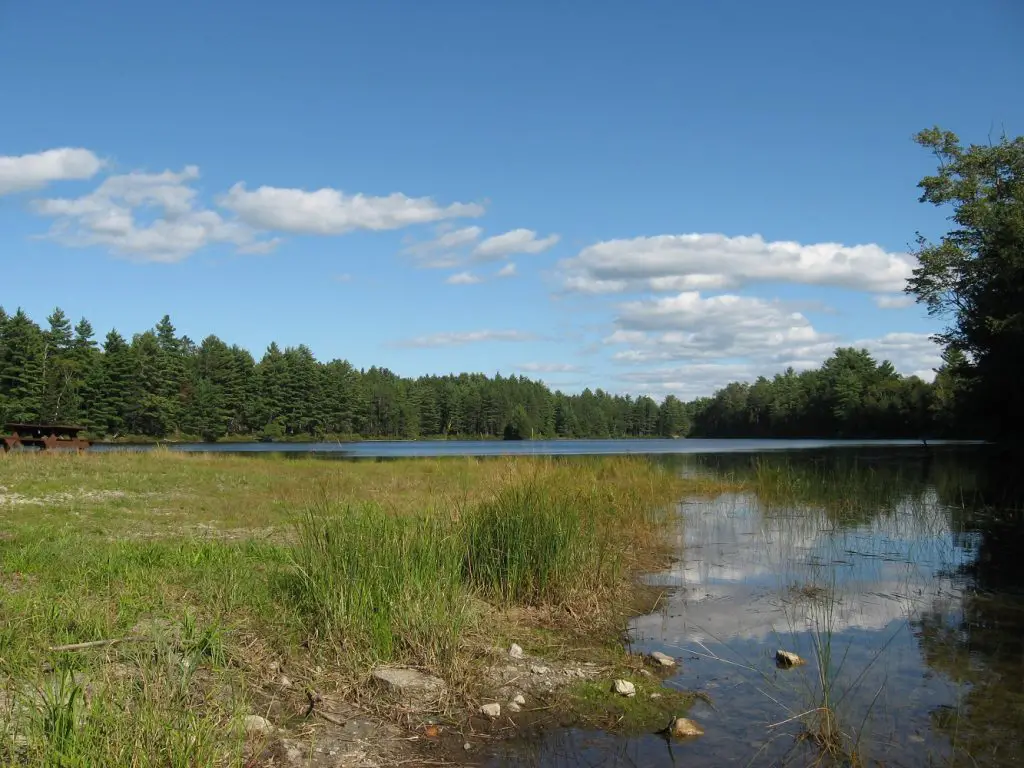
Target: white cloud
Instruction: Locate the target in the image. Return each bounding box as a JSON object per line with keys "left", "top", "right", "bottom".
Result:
{"left": 608, "top": 291, "right": 829, "bottom": 363}
{"left": 33, "top": 166, "right": 275, "bottom": 262}
{"left": 445, "top": 271, "right": 482, "bottom": 285}
{"left": 874, "top": 294, "right": 916, "bottom": 309}
{"left": 561, "top": 233, "right": 916, "bottom": 295}
{"left": 497, "top": 262, "right": 517, "bottom": 278}
{"left": 394, "top": 330, "right": 538, "bottom": 348}
{"left": 0, "top": 148, "right": 104, "bottom": 195}
{"left": 401, "top": 225, "right": 483, "bottom": 268}
{"left": 613, "top": 333, "right": 942, "bottom": 400}
{"left": 220, "top": 183, "right": 484, "bottom": 236}
{"left": 473, "top": 228, "right": 560, "bottom": 261}
{"left": 518, "top": 362, "right": 583, "bottom": 373}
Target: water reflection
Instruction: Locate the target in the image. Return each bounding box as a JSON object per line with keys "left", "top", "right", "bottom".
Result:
{"left": 489, "top": 447, "right": 1024, "bottom": 767}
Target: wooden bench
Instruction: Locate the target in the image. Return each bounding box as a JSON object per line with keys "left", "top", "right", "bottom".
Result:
{"left": 2, "top": 423, "right": 91, "bottom": 453}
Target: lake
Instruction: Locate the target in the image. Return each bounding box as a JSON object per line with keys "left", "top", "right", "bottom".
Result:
{"left": 91, "top": 437, "right": 965, "bottom": 457}
{"left": 484, "top": 446, "right": 1024, "bottom": 767}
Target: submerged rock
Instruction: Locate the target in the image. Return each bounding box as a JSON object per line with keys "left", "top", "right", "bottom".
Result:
{"left": 775, "top": 649, "right": 806, "bottom": 668}
{"left": 480, "top": 702, "right": 501, "bottom": 719}
{"left": 507, "top": 701, "right": 521, "bottom": 713}
{"left": 669, "top": 717, "right": 704, "bottom": 738}
{"left": 649, "top": 651, "right": 677, "bottom": 668}
{"left": 513, "top": 694, "right": 526, "bottom": 706}
{"left": 612, "top": 679, "right": 636, "bottom": 697}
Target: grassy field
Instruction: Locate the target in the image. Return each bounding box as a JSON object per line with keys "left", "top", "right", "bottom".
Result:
{"left": 0, "top": 450, "right": 725, "bottom": 766}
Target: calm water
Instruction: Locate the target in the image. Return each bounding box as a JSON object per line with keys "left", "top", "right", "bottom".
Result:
{"left": 91, "top": 437, "right": 963, "bottom": 457}
{"left": 487, "top": 448, "right": 1024, "bottom": 767}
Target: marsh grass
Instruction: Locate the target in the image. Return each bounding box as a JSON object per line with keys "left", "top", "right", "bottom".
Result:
{"left": 0, "top": 450, "right": 719, "bottom": 765}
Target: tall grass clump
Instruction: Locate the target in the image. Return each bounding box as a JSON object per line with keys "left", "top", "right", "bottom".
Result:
{"left": 462, "top": 482, "right": 603, "bottom": 605}
{"left": 285, "top": 502, "right": 468, "bottom": 672}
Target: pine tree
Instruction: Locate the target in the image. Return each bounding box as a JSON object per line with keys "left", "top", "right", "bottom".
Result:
{"left": 0, "top": 309, "right": 44, "bottom": 422}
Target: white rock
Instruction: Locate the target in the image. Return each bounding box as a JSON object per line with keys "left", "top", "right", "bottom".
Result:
{"left": 507, "top": 701, "right": 521, "bottom": 713}
{"left": 529, "top": 664, "right": 550, "bottom": 675}
{"left": 463, "top": 743, "right": 472, "bottom": 751}
{"left": 650, "top": 692, "right": 663, "bottom": 699}
{"left": 509, "top": 643, "right": 524, "bottom": 659}
{"left": 612, "top": 679, "right": 636, "bottom": 697}
{"left": 371, "top": 667, "right": 447, "bottom": 700}
{"left": 513, "top": 694, "right": 526, "bottom": 706}
{"left": 775, "top": 649, "right": 806, "bottom": 668}
{"left": 279, "top": 675, "right": 293, "bottom": 689}
{"left": 670, "top": 717, "right": 704, "bottom": 738}
{"left": 649, "top": 651, "right": 677, "bottom": 668}
{"left": 243, "top": 714, "right": 273, "bottom": 736}
{"left": 479, "top": 702, "right": 501, "bottom": 719}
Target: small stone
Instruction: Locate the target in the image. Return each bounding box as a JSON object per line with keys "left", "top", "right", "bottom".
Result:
{"left": 464, "top": 743, "right": 472, "bottom": 751}
{"left": 670, "top": 717, "right": 704, "bottom": 738}
{"left": 513, "top": 694, "right": 526, "bottom": 706}
{"left": 650, "top": 651, "right": 677, "bottom": 668}
{"left": 243, "top": 714, "right": 273, "bottom": 736}
{"left": 529, "top": 664, "right": 550, "bottom": 675}
{"left": 612, "top": 679, "right": 636, "bottom": 697}
{"left": 509, "top": 643, "right": 524, "bottom": 659}
{"left": 279, "top": 675, "right": 293, "bottom": 689}
{"left": 371, "top": 667, "right": 447, "bottom": 701}
{"left": 650, "top": 692, "right": 663, "bottom": 699}
{"left": 507, "top": 701, "right": 521, "bottom": 713}
{"left": 775, "top": 650, "right": 805, "bottom": 668}
{"left": 480, "top": 702, "right": 501, "bottom": 719}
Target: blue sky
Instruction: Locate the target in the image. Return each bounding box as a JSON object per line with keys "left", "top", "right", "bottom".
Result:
{"left": 2, "top": 0, "right": 1022, "bottom": 399}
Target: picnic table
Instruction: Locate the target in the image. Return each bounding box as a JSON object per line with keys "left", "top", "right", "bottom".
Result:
{"left": 1, "top": 423, "right": 91, "bottom": 453}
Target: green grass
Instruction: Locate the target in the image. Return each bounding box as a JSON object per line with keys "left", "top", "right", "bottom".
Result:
{"left": 0, "top": 451, "right": 728, "bottom": 765}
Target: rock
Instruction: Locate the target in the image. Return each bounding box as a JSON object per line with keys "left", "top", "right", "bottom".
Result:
{"left": 650, "top": 692, "right": 663, "bottom": 699}
{"left": 243, "top": 714, "right": 273, "bottom": 736}
{"left": 670, "top": 717, "right": 704, "bottom": 738}
{"left": 278, "top": 675, "right": 293, "bottom": 689}
{"left": 480, "top": 702, "right": 501, "bottom": 719}
{"left": 775, "top": 650, "right": 805, "bottom": 669}
{"left": 464, "top": 743, "right": 472, "bottom": 751}
{"left": 507, "top": 701, "right": 521, "bottom": 713}
{"left": 612, "top": 679, "right": 636, "bottom": 697}
{"left": 509, "top": 643, "right": 524, "bottom": 659}
{"left": 649, "top": 651, "right": 677, "bottom": 668}
{"left": 513, "top": 694, "right": 526, "bottom": 706}
{"left": 371, "top": 667, "right": 447, "bottom": 702}
{"left": 529, "top": 664, "right": 550, "bottom": 675}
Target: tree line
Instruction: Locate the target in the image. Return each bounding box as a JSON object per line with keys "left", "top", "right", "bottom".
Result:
{"left": 0, "top": 308, "right": 693, "bottom": 441}
{"left": 0, "top": 305, "right": 954, "bottom": 441}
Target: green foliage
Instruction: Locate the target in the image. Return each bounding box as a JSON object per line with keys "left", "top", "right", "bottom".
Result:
{"left": 906, "top": 127, "right": 1024, "bottom": 440}
{"left": 690, "top": 348, "right": 940, "bottom": 438}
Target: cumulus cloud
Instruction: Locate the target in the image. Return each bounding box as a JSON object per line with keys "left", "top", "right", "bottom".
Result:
{"left": 33, "top": 166, "right": 276, "bottom": 262}
{"left": 445, "top": 271, "right": 482, "bottom": 285}
{"left": 0, "top": 148, "right": 104, "bottom": 195}
{"left": 220, "top": 183, "right": 483, "bottom": 236}
{"left": 497, "top": 262, "right": 517, "bottom": 278}
{"left": 517, "top": 362, "right": 583, "bottom": 373}
{"left": 394, "top": 330, "right": 538, "bottom": 348}
{"left": 401, "top": 225, "right": 483, "bottom": 268}
{"left": 608, "top": 292, "right": 829, "bottom": 363}
{"left": 561, "top": 233, "right": 916, "bottom": 295}
{"left": 874, "top": 294, "right": 916, "bottom": 309}
{"left": 473, "top": 228, "right": 560, "bottom": 261}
